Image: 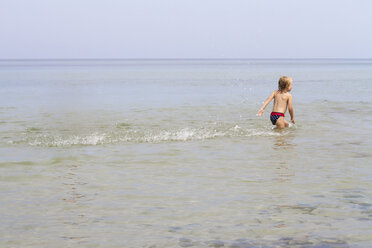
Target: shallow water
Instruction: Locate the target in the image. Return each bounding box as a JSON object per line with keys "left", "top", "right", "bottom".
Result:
{"left": 0, "top": 59, "right": 371, "bottom": 247}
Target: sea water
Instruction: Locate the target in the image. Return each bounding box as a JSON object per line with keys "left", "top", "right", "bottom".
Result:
{"left": 0, "top": 59, "right": 371, "bottom": 247}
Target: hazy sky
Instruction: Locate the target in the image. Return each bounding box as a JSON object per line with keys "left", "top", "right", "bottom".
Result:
{"left": 1, "top": 0, "right": 371, "bottom": 59}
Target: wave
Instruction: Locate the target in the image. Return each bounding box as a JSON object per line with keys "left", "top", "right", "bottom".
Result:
{"left": 7, "top": 125, "right": 284, "bottom": 147}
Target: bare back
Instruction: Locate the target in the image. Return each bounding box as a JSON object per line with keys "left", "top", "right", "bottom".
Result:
{"left": 272, "top": 90, "right": 291, "bottom": 113}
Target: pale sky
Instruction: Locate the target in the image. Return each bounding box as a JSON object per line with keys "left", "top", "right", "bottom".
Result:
{"left": 1, "top": 0, "right": 371, "bottom": 59}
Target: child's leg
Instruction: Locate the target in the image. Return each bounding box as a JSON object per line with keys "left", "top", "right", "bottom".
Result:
{"left": 275, "top": 117, "right": 288, "bottom": 129}
{"left": 284, "top": 119, "right": 289, "bottom": 127}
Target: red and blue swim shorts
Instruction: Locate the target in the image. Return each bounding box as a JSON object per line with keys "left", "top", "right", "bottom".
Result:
{"left": 270, "top": 112, "right": 284, "bottom": 125}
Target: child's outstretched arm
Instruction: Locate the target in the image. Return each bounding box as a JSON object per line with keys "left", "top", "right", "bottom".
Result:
{"left": 288, "top": 94, "right": 295, "bottom": 123}
{"left": 258, "top": 91, "right": 276, "bottom": 116}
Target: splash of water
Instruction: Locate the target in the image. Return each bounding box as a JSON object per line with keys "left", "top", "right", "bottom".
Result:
{"left": 9, "top": 125, "right": 284, "bottom": 147}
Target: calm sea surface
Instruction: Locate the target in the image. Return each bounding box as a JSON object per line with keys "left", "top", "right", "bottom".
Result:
{"left": 0, "top": 59, "right": 371, "bottom": 247}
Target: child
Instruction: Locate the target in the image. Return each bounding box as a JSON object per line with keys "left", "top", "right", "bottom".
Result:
{"left": 258, "top": 76, "right": 295, "bottom": 129}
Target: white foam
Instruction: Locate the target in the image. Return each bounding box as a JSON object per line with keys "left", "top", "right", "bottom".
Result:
{"left": 233, "top": 125, "right": 241, "bottom": 131}
{"left": 28, "top": 133, "right": 107, "bottom": 147}
{"left": 19, "top": 125, "right": 285, "bottom": 147}
{"left": 142, "top": 128, "right": 225, "bottom": 142}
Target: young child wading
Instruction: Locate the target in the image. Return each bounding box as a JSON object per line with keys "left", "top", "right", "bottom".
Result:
{"left": 258, "top": 76, "right": 295, "bottom": 129}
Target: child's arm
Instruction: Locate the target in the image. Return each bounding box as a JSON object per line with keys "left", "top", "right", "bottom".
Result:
{"left": 288, "top": 94, "right": 295, "bottom": 123}
{"left": 258, "top": 91, "right": 276, "bottom": 116}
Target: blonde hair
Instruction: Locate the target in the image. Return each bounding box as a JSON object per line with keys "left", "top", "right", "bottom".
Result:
{"left": 278, "top": 76, "right": 292, "bottom": 91}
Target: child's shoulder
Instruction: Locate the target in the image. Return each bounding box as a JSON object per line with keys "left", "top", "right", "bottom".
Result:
{"left": 275, "top": 90, "right": 292, "bottom": 98}
{"left": 285, "top": 92, "right": 292, "bottom": 100}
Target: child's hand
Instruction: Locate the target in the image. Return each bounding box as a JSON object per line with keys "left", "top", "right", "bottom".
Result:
{"left": 291, "top": 118, "right": 295, "bottom": 124}
{"left": 258, "top": 109, "right": 264, "bottom": 116}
